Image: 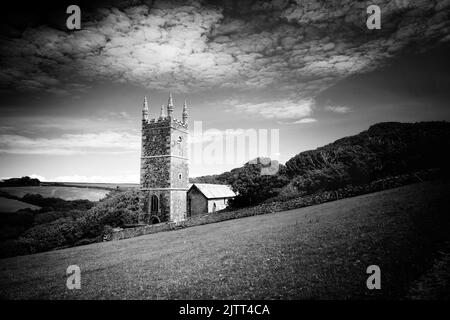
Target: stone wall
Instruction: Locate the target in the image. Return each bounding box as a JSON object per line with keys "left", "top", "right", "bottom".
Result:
{"left": 140, "top": 157, "right": 170, "bottom": 189}
{"left": 141, "top": 122, "right": 171, "bottom": 157}
{"left": 106, "top": 222, "right": 180, "bottom": 241}
{"left": 170, "top": 190, "right": 187, "bottom": 222}
{"left": 188, "top": 187, "right": 208, "bottom": 216}
{"left": 170, "top": 122, "right": 188, "bottom": 158}
{"left": 170, "top": 157, "right": 188, "bottom": 189}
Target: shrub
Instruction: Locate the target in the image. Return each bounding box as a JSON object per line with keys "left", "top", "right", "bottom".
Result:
{"left": 21, "top": 194, "right": 95, "bottom": 212}
{"left": 0, "top": 238, "right": 34, "bottom": 257}
{"left": 0, "top": 176, "right": 40, "bottom": 187}
{"left": 21, "top": 217, "right": 82, "bottom": 252}
{"left": 0, "top": 210, "right": 34, "bottom": 240}
{"left": 33, "top": 209, "right": 83, "bottom": 225}
{"left": 0, "top": 190, "right": 141, "bottom": 258}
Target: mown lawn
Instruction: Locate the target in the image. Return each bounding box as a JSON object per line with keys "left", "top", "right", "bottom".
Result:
{"left": 0, "top": 181, "right": 449, "bottom": 299}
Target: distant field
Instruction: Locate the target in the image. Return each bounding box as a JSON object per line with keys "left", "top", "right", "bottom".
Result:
{"left": 0, "top": 186, "right": 110, "bottom": 201}
{"left": 43, "top": 182, "right": 139, "bottom": 190}
{"left": 0, "top": 197, "right": 40, "bottom": 213}
{"left": 0, "top": 181, "right": 449, "bottom": 299}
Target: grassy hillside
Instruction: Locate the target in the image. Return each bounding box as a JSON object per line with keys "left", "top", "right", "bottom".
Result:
{"left": 284, "top": 121, "right": 450, "bottom": 187}
{"left": 1, "top": 180, "right": 449, "bottom": 299}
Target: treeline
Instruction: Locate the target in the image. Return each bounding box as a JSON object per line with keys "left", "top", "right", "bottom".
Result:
{"left": 0, "top": 193, "right": 96, "bottom": 242}
{"left": 0, "top": 192, "right": 94, "bottom": 212}
{"left": 0, "top": 176, "right": 40, "bottom": 187}
{"left": 284, "top": 121, "right": 450, "bottom": 193}
{"left": 193, "top": 122, "right": 450, "bottom": 207}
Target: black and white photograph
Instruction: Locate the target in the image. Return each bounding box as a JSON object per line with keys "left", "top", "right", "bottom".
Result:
{"left": 0, "top": 0, "right": 450, "bottom": 306}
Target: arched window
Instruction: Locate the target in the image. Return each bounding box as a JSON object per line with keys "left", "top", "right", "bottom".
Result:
{"left": 150, "top": 194, "right": 159, "bottom": 214}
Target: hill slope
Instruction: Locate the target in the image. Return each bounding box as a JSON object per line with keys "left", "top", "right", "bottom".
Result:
{"left": 192, "top": 121, "right": 450, "bottom": 206}
{"left": 284, "top": 121, "right": 450, "bottom": 188}
{"left": 1, "top": 180, "right": 449, "bottom": 299}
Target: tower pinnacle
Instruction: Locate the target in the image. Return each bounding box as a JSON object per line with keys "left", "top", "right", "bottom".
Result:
{"left": 159, "top": 104, "right": 165, "bottom": 120}
{"left": 142, "top": 96, "right": 149, "bottom": 121}
{"left": 182, "top": 99, "right": 188, "bottom": 124}
{"left": 167, "top": 92, "right": 174, "bottom": 118}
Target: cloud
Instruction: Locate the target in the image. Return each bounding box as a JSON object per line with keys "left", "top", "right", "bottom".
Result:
{"left": 0, "top": 131, "right": 140, "bottom": 155}
{"left": 292, "top": 118, "right": 317, "bottom": 124}
{"left": 0, "top": 0, "right": 449, "bottom": 108}
{"left": 51, "top": 174, "right": 139, "bottom": 183}
{"left": 0, "top": 115, "right": 137, "bottom": 134}
{"left": 324, "top": 105, "right": 352, "bottom": 114}
{"left": 29, "top": 174, "right": 47, "bottom": 181}
{"left": 225, "top": 98, "right": 314, "bottom": 121}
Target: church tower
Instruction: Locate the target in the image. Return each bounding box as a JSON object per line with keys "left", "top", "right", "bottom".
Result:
{"left": 139, "top": 93, "right": 189, "bottom": 224}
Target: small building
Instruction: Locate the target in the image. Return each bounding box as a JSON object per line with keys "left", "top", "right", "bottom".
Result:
{"left": 187, "top": 183, "right": 236, "bottom": 217}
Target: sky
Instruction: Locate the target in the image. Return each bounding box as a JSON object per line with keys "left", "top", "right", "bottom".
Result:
{"left": 0, "top": 0, "right": 449, "bottom": 183}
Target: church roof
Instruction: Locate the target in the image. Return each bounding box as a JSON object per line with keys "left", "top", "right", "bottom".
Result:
{"left": 188, "top": 183, "right": 236, "bottom": 199}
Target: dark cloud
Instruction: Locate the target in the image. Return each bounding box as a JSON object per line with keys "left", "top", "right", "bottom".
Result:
{"left": 316, "top": 44, "right": 450, "bottom": 111}
{"left": 0, "top": 0, "right": 449, "bottom": 105}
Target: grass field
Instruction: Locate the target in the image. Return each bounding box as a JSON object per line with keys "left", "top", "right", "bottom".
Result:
{"left": 0, "top": 181, "right": 449, "bottom": 299}
{"left": 0, "top": 197, "right": 40, "bottom": 213}
{"left": 0, "top": 186, "right": 111, "bottom": 201}
{"left": 43, "top": 182, "right": 139, "bottom": 190}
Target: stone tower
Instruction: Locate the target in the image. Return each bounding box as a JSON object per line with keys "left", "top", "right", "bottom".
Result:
{"left": 139, "top": 94, "right": 189, "bottom": 224}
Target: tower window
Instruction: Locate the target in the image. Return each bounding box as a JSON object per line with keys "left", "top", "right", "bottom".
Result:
{"left": 150, "top": 194, "right": 159, "bottom": 214}
{"left": 178, "top": 173, "right": 182, "bottom": 179}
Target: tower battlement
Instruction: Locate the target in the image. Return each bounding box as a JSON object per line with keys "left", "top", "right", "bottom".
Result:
{"left": 143, "top": 117, "right": 188, "bottom": 130}
{"left": 141, "top": 93, "right": 188, "bottom": 130}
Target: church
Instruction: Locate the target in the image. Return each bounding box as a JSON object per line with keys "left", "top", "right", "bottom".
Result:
{"left": 139, "top": 94, "right": 235, "bottom": 224}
